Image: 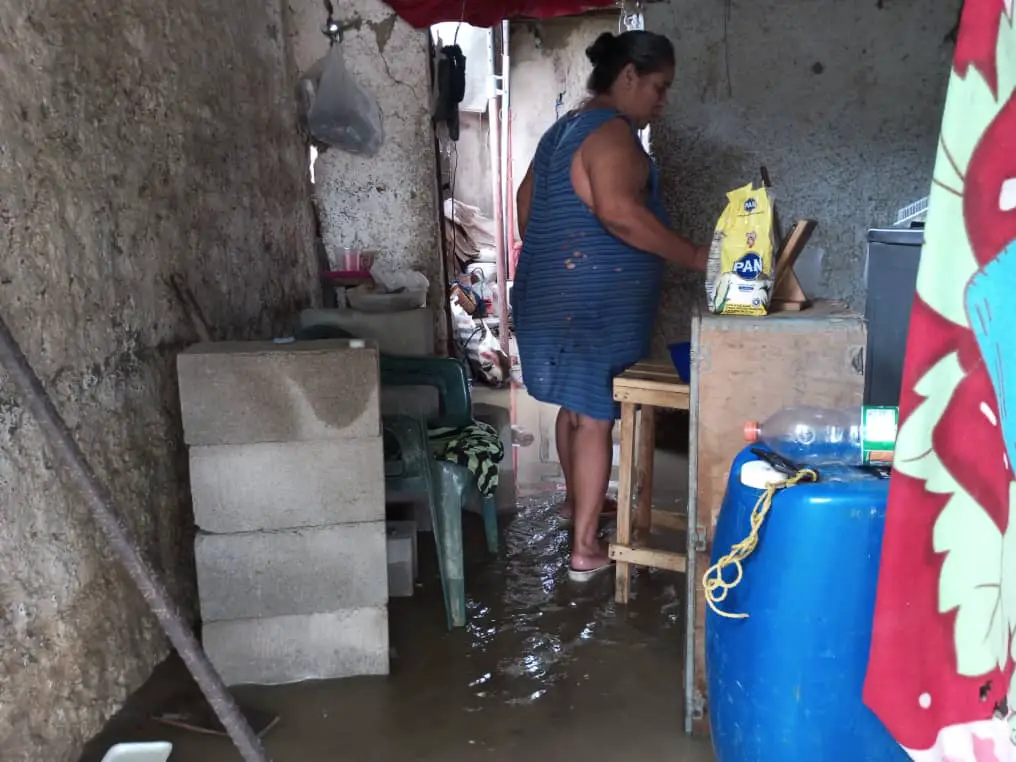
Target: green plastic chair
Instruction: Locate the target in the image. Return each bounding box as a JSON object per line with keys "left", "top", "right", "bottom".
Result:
{"left": 294, "top": 328, "right": 499, "bottom": 629}
{"left": 380, "top": 354, "right": 500, "bottom": 628}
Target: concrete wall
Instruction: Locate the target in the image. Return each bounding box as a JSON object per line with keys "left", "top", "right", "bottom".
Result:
{"left": 443, "top": 112, "right": 494, "bottom": 217}
{"left": 0, "top": 0, "right": 317, "bottom": 758}
{"left": 288, "top": 0, "right": 445, "bottom": 344}
{"left": 434, "top": 20, "right": 495, "bottom": 219}
{"left": 509, "top": 16, "right": 617, "bottom": 233}
{"left": 647, "top": 0, "right": 955, "bottom": 350}
{"left": 509, "top": 1, "right": 955, "bottom": 353}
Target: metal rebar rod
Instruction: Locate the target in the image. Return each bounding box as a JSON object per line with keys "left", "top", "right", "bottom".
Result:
{"left": 0, "top": 315, "right": 272, "bottom": 762}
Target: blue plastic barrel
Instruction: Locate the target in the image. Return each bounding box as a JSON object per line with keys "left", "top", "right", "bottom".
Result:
{"left": 706, "top": 446, "right": 906, "bottom": 762}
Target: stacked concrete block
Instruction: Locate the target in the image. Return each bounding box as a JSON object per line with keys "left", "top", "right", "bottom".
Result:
{"left": 297, "top": 308, "right": 441, "bottom": 422}
{"left": 297, "top": 307, "right": 434, "bottom": 356}
{"left": 178, "top": 339, "right": 389, "bottom": 685}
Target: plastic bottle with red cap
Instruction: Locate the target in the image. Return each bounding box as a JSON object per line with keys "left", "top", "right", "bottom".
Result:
{"left": 744, "top": 405, "right": 895, "bottom": 468}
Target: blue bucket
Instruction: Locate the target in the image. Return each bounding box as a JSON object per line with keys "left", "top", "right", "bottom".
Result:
{"left": 668, "top": 341, "right": 691, "bottom": 383}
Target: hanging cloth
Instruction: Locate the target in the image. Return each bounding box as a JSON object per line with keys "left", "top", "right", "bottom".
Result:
{"left": 429, "top": 421, "right": 505, "bottom": 498}
{"left": 863, "top": 2, "right": 1016, "bottom": 760}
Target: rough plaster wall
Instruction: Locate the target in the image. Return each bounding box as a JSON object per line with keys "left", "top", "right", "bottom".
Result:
{"left": 0, "top": 0, "right": 317, "bottom": 758}
{"left": 510, "top": 4, "right": 954, "bottom": 356}
{"left": 648, "top": 0, "right": 955, "bottom": 351}
{"left": 289, "top": 0, "right": 445, "bottom": 346}
{"left": 509, "top": 17, "right": 617, "bottom": 222}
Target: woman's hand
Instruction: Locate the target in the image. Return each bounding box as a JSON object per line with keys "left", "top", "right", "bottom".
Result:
{"left": 691, "top": 243, "right": 711, "bottom": 272}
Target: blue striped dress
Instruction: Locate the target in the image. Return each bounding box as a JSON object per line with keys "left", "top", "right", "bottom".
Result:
{"left": 512, "top": 108, "right": 667, "bottom": 421}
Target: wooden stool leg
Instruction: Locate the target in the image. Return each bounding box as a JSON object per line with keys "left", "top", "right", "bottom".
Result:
{"left": 614, "top": 402, "right": 637, "bottom": 604}
{"left": 634, "top": 406, "right": 655, "bottom": 543}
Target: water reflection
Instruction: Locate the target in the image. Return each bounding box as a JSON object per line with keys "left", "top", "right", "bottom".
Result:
{"left": 458, "top": 494, "right": 684, "bottom": 706}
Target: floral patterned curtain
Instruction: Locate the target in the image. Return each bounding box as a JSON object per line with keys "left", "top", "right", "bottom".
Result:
{"left": 863, "top": 2, "right": 1016, "bottom": 760}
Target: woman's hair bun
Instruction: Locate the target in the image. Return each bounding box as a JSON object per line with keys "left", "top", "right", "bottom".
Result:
{"left": 586, "top": 32, "right": 618, "bottom": 66}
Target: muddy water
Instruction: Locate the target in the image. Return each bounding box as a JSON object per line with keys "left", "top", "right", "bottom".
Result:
{"left": 81, "top": 497, "right": 713, "bottom": 762}
{"left": 459, "top": 498, "right": 685, "bottom": 707}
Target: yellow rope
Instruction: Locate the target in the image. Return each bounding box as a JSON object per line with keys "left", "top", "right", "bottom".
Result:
{"left": 702, "top": 468, "right": 818, "bottom": 619}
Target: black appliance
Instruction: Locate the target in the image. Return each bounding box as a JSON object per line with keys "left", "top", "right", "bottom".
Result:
{"left": 863, "top": 227, "right": 924, "bottom": 407}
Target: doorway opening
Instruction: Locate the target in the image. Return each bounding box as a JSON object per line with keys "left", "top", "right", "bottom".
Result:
{"left": 428, "top": 7, "right": 651, "bottom": 499}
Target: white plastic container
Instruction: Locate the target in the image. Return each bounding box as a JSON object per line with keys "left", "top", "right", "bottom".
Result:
{"left": 100, "top": 742, "right": 173, "bottom": 762}
{"left": 387, "top": 521, "right": 417, "bottom": 598}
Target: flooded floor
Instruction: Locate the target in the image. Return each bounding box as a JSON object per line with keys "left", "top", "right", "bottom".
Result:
{"left": 81, "top": 496, "right": 713, "bottom": 762}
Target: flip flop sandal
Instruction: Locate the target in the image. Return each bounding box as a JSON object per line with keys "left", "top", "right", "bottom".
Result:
{"left": 567, "top": 560, "right": 615, "bottom": 582}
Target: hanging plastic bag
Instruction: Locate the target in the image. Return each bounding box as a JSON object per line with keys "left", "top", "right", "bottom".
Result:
{"left": 298, "top": 43, "right": 384, "bottom": 157}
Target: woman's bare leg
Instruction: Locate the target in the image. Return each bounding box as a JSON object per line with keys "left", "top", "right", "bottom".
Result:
{"left": 570, "top": 413, "right": 614, "bottom": 571}
{"left": 556, "top": 407, "right": 576, "bottom": 508}
{"left": 558, "top": 407, "right": 616, "bottom": 520}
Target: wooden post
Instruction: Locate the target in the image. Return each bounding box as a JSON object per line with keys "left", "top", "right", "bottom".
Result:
{"left": 634, "top": 406, "right": 655, "bottom": 542}
{"left": 614, "top": 402, "right": 638, "bottom": 603}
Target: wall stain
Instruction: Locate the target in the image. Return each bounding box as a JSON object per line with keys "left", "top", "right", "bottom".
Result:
{"left": 368, "top": 14, "right": 398, "bottom": 55}
{"left": 337, "top": 12, "right": 396, "bottom": 55}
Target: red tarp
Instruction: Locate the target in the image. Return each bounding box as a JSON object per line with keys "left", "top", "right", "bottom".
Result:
{"left": 381, "top": 0, "right": 618, "bottom": 29}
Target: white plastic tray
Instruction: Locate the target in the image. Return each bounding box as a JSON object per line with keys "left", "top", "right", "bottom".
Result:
{"left": 100, "top": 742, "right": 173, "bottom": 762}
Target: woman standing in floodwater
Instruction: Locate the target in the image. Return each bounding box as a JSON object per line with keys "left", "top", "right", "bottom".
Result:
{"left": 512, "top": 31, "right": 707, "bottom": 581}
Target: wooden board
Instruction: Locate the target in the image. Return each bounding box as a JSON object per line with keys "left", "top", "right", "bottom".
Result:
{"left": 608, "top": 544, "right": 688, "bottom": 574}
{"left": 770, "top": 219, "right": 817, "bottom": 312}
{"left": 686, "top": 300, "right": 866, "bottom": 735}
{"left": 619, "top": 360, "right": 681, "bottom": 379}
{"left": 635, "top": 407, "right": 656, "bottom": 538}
{"left": 650, "top": 509, "right": 688, "bottom": 532}
{"left": 613, "top": 361, "right": 690, "bottom": 410}
{"left": 614, "top": 385, "right": 690, "bottom": 408}
{"left": 153, "top": 698, "right": 279, "bottom": 739}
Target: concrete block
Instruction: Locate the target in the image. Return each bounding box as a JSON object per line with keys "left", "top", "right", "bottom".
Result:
{"left": 386, "top": 521, "right": 416, "bottom": 598}
{"left": 189, "top": 438, "right": 384, "bottom": 533}
{"left": 195, "top": 523, "right": 387, "bottom": 622}
{"left": 386, "top": 520, "right": 418, "bottom": 578}
{"left": 177, "top": 340, "right": 380, "bottom": 446}
{"left": 202, "top": 607, "right": 389, "bottom": 685}
{"left": 298, "top": 307, "right": 434, "bottom": 356}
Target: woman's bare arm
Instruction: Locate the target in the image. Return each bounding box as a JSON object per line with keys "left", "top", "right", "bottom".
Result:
{"left": 516, "top": 162, "right": 535, "bottom": 239}
{"left": 581, "top": 120, "right": 706, "bottom": 270}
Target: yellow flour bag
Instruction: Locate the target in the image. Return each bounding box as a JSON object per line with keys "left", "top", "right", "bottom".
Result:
{"left": 705, "top": 183, "right": 776, "bottom": 316}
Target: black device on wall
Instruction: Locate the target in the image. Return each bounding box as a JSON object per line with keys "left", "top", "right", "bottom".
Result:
{"left": 863, "top": 227, "right": 924, "bottom": 407}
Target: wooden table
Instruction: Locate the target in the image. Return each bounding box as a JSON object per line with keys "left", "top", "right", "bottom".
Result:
{"left": 609, "top": 361, "right": 690, "bottom": 604}
{"left": 684, "top": 301, "right": 867, "bottom": 734}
